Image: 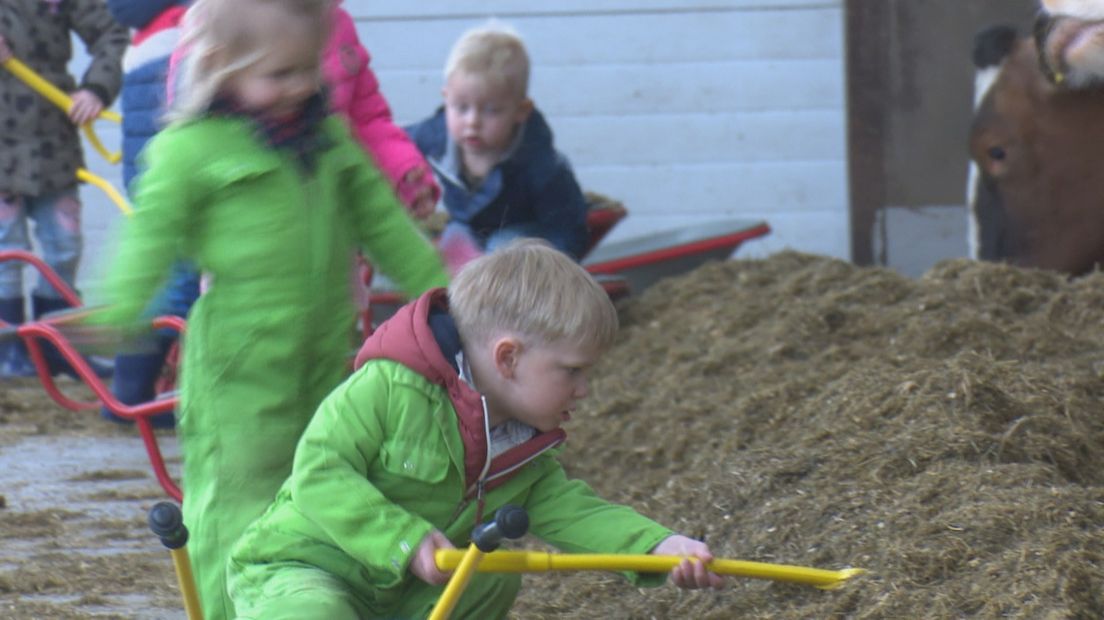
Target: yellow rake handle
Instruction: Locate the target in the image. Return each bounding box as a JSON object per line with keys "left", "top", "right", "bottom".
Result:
{"left": 435, "top": 549, "right": 865, "bottom": 590}
{"left": 82, "top": 123, "right": 122, "bottom": 164}
{"left": 169, "top": 546, "right": 204, "bottom": 620}
{"left": 77, "top": 168, "right": 131, "bottom": 215}
{"left": 428, "top": 543, "right": 485, "bottom": 620}
{"left": 2, "top": 56, "right": 122, "bottom": 163}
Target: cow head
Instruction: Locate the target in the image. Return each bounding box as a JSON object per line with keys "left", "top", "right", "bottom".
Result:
{"left": 968, "top": 25, "right": 1104, "bottom": 274}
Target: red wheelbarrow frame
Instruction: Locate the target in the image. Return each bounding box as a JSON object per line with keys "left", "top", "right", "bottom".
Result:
{"left": 0, "top": 249, "right": 185, "bottom": 501}
{"left": 362, "top": 202, "right": 633, "bottom": 329}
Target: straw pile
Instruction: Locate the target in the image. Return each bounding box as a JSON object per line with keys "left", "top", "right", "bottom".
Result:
{"left": 513, "top": 251, "right": 1104, "bottom": 619}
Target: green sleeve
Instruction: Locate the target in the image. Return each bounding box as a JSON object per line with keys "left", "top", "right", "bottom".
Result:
{"left": 337, "top": 132, "right": 449, "bottom": 297}
{"left": 524, "top": 461, "right": 674, "bottom": 587}
{"left": 98, "top": 129, "right": 194, "bottom": 328}
{"left": 288, "top": 363, "right": 437, "bottom": 588}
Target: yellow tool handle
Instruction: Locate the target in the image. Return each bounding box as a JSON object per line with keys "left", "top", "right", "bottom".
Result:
{"left": 3, "top": 57, "right": 123, "bottom": 163}
{"left": 77, "top": 168, "right": 131, "bottom": 215}
{"left": 169, "top": 547, "right": 204, "bottom": 620}
{"left": 428, "top": 544, "right": 484, "bottom": 620}
{"left": 435, "top": 549, "right": 865, "bottom": 590}
{"left": 82, "top": 124, "right": 122, "bottom": 164}
{"left": 2, "top": 57, "right": 121, "bottom": 122}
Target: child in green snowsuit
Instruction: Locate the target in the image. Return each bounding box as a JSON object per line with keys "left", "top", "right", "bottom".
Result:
{"left": 226, "top": 240, "right": 724, "bottom": 619}
{"left": 96, "top": 0, "right": 449, "bottom": 618}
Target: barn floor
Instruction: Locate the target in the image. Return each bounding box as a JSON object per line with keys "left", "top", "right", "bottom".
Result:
{"left": 1, "top": 251, "right": 1102, "bottom": 619}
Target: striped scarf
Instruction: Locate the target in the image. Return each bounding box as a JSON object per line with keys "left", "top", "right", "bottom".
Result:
{"left": 208, "top": 91, "right": 332, "bottom": 171}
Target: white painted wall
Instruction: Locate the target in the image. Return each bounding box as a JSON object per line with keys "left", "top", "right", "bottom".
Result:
{"left": 345, "top": 0, "right": 850, "bottom": 259}
{"left": 71, "top": 0, "right": 848, "bottom": 292}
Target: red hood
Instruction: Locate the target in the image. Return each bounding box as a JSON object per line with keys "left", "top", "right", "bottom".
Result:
{"left": 133, "top": 6, "right": 187, "bottom": 45}
{"left": 355, "top": 290, "right": 565, "bottom": 497}
{"left": 354, "top": 289, "right": 456, "bottom": 380}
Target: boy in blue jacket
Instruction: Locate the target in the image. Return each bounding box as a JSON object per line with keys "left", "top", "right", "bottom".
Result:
{"left": 405, "top": 21, "right": 590, "bottom": 266}
{"left": 227, "top": 240, "right": 723, "bottom": 619}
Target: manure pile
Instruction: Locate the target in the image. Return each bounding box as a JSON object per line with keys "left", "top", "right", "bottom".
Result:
{"left": 513, "top": 251, "right": 1104, "bottom": 619}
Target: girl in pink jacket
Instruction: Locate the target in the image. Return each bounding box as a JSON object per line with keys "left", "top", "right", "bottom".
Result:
{"left": 322, "top": 4, "right": 438, "bottom": 216}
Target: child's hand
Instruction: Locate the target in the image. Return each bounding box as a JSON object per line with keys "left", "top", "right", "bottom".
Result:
{"left": 68, "top": 90, "right": 104, "bottom": 125}
{"left": 409, "top": 529, "right": 455, "bottom": 586}
{"left": 651, "top": 534, "right": 725, "bottom": 590}
{"left": 0, "top": 35, "right": 12, "bottom": 63}
{"left": 399, "top": 165, "right": 438, "bottom": 220}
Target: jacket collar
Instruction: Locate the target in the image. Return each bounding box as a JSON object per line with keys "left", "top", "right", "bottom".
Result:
{"left": 354, "top": 291, "right": 566, "bottom": 497}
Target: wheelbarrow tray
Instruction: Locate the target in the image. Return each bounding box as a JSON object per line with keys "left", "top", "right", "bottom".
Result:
{"left": 583, "top": 219, "right": 771, "bottom": 293}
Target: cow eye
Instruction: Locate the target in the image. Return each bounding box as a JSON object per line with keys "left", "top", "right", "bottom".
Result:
{"left": 987, "top": 146, "right": 1006, "bottom": 161}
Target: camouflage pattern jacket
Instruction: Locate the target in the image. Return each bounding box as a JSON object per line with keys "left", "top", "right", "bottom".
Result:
{"left": 0, "top": 0, "right": 128, "bottom": 197}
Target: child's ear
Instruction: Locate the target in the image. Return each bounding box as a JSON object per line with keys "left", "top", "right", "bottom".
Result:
{"left": 492, "top": 336, "right": 522, "bottom": 379}
{"left": 516, "top": 97, "right": 534, "bottom": 123}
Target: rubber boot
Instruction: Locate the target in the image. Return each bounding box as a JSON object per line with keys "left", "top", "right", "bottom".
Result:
{"left": 0, "top": 297, "right": 36, "bottom": 378}
{"left": 32, "top": 295, "right": 113, "bottom": 380}
{"left": 101, "top": 340, "right": 175, "bottom": 428}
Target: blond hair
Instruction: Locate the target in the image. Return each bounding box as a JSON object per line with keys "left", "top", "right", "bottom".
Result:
{"left": 449, "top": 239, "right": 619, "bottom": 351}
{"left": 444, "top": 20, "right": 530, "bottom": 99}
{"left": 167, "top": 0, "right": 329, "bottom": 122}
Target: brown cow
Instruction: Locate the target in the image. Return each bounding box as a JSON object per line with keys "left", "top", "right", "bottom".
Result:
{"left": 968, "top": 24, "right": 1104, "bottom": 274}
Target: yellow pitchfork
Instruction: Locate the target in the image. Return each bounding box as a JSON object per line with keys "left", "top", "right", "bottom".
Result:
{"left": 2, "top": 56, "right": 132, "bottom": 215}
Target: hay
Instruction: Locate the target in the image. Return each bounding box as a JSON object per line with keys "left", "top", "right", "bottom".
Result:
{"left": 513, "top": 251, "right": 1104, "bottom": 619}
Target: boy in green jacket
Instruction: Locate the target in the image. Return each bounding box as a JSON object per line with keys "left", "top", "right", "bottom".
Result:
{"left": 227, "top": 240, "right": 724, "bottom": 619}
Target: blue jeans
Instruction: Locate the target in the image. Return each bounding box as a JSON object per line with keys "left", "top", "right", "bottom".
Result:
{"left": 0, "top": 189, "right": 82, "bottom": 299}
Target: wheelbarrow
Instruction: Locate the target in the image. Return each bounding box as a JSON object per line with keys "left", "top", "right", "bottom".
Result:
{"left": 583, "top": 218, "right": 771, "bottom": 293}
{"left": 0, "top": 249, "right": 185, "bottom": 501}
{"left": 362, "top": 194, "right": 633, "bottom": 330}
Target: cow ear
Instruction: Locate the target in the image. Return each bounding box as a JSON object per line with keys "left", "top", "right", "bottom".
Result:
{"left": 974, "top": 25, "right": 1019, "bottom": 69}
